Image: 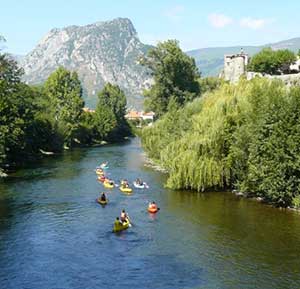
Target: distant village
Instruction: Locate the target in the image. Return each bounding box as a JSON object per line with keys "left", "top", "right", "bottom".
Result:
{"left": 83, "top": 107, "right": 155, "bottom": 126}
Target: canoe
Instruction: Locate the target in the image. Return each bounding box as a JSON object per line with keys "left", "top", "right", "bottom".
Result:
{"left": 96, "top": 198, "right": 108, "bottom": 205}
{"left": 133, "top": 181, "right": 149, "bottom": 189}
{"left": 113, "top": 219, "right": 130, "bottom": 232}
{"left": 148, "top": 206, "right": 159, "bottom": 213}
{"left": 120, "top": 186, "right": 133, "bottom": 193}
{"left": 104, "top": 182, "right": 114, "bottom": 189}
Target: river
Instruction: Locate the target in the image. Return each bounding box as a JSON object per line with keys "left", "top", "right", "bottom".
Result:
{"left": 0, "top": 138, "right": 300, "bottom": 289}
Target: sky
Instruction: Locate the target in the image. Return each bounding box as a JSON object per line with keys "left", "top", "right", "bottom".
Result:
{"left": 1, "top": 0, "right": 300, "bottom": 55}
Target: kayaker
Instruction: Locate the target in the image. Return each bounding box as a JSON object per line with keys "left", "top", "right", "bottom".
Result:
{"left": 100, "top": 192, "right": 106, "bottom": 202}
{"left": 120, "top": 209, "right": 128, "bottom": 223}
{"left": 114, "top": 217, "right": 122, "bottom": 226}
{"left": 121, "top": 179, "right": 129, "bottom": 186}
{"left": 148, "top": 201, "right": 157, "bottom": 210}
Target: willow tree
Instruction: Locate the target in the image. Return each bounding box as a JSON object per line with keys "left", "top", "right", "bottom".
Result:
{"left": 142, "top": 40, "right": 200, "bottom": 117}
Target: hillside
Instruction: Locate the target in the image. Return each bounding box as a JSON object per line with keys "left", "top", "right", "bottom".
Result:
{"left": 186, "top": 37, "right": 300, "bottom": 76}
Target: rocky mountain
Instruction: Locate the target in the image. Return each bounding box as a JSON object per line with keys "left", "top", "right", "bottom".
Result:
{"left": 21, "top": 18, "right": 152, "bottom": 108}
{"left": 186, "top": 37, "right": 300, "bottom": 77}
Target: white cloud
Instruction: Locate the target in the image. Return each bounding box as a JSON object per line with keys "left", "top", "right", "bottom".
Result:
{"left": 208, "top": 13, "right": 233, "bottom": 28}
{"left": 165, "top": 5, "right": 185, "bottom": 22}
{"left": 240, "top": 17, "right": 271, "bottom": 29}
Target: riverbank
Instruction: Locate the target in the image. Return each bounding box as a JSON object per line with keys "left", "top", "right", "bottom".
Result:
{"left": 0, "top": 137, "right": 130, "bottom": 177}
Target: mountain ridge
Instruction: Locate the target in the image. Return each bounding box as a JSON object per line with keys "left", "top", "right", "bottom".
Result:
{"left": 21, "top": 18, "right": 152, "bottom": 108}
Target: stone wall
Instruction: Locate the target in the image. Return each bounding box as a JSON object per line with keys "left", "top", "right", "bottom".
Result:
{"left": 246, "top": 71, "right": 300, "bottom": 86}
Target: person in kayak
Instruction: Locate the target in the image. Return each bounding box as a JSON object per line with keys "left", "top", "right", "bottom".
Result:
{"left": 114, "top": 217, "right": 123, "bottom": 226}
{"left": 121, "top": 179, "right": 129, "bottom": 188}
{"left": 100, "top": 192, "right": 107, "bottom": 202}
{"left": 120, "top": 209, "right": 129, "bottom": 223}
{"left": 100, "top": 162, "right": 108, "bottom": 167}
{"left": 148, "top": 201, "right": 157, "bottom": 210}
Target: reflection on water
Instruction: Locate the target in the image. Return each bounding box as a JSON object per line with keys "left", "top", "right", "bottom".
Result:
{"left": 0, "top": 138, "right": 300, "bottom": 289}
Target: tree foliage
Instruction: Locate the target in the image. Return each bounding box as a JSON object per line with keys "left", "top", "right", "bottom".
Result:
{"left": 94, "top": 83, "right": 130, "bottom": 141}
{"left": 44, "top": 67, "right": 84, "bottom": 146}
{"left": 0, "top": 59, "right": 131, "bottom": 171}
{"left": 142, "top": 78, "right": 300, "bottom": 207}
{"left": 248, "top": 48, "right": 296, "bottom": 75}
{"left": 142, "top": 40, "right": 200, "bottom": 117}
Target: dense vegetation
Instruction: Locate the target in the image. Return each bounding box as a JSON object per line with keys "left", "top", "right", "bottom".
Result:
{"left": 0, "top": 52, "right": 130, "bottom": 171}
{"left": 142, "top": 77, "right": 300, "bottom": 208}
{"left": 142, "top": 40, "right": 200, "bottom": 117}
{"left": 248, "top": 48, "right": 297, "bottom": 75}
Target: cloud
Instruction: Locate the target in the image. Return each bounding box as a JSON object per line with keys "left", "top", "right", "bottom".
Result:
{"left": 165, "top": 5, "right": 185, "bottom": 22}
{"left": 208, "top": 13, "right": 233, "bottom": 28}
{"left": 240, "top": 17, "right": 271, "bottom": 29}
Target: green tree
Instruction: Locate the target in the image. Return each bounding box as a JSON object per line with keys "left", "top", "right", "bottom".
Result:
{"left": 96, "top": 83, "right": 126, "bottom": 121}
{"left": 0, "top": 54, "right": 36, "bottom": 166}
{"left": 44, "top": 67, "right": 84, "bottom": 147}
{"left": 142, "top": 40, "right": 200, "bottom": 117}
{"left": 94, "top": 83, "right": 129, "bottom": 141}
{"left": 248, "top": 48, "right": 296, "bottom": 75}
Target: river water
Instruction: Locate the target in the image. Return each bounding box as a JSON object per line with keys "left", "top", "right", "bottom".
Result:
{"left": 0, "top": 138, "right": 300, "bottom": 289}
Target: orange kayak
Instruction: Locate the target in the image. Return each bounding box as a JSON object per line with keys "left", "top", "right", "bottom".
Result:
{"left": 148, "top": 206, "right": 159, "bottom": 213}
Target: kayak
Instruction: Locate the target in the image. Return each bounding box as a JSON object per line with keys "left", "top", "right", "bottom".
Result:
{"left": 113, "top": 219, "right": 130, "bottom": 232}
{"left": 133, "top": 181, "right": 149, "bottom": 189}
{"left": 104, "top": 182, "right": 114, "bottom": 189}
{"left": 96, "top": 198, "right": 108, "bottom": 206}
{"left": 99, "top": 164, "right": 109, "bottom": 169}
{"left": 98, "top": 176, "right": 106, "bottom": 182}
{"left": 120, "top": 186, "right": 133, "bottom": 193}
{"left": 148, "top": 206, "right": 159, "bottom": 213}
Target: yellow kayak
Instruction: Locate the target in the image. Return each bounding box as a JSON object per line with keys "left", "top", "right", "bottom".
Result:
{"left": 96, "top": 198, "right": 108, "bottom": 206}
{"left": 120, "top": 186, "right": 133, "bottom": 193}
{"left": 103, "top": 181, "right": 114, "bottom": 189}
{"left": 96, "top": 170, "right": 104, "bottom": 176}
{"left": 113, "top": 219, "right": 130, "bottom": 232}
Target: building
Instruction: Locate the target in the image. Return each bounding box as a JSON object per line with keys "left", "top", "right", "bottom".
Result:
{"left": 290, "top": 56, "right": 300, "bottom": 72}
{"left": 223, "top": 49, "right": 249, "bottom": 83}
{"left": 125, "top": 110, "right": 141, "bottom": 121}
{"left": 83, "top": 107, "right": 95, "bottom": 113}
{"left": 125, "top": 110, "right": 155, "bottom": 124}
{"left": 141, "top": 111, "right": 155, "bottom": 121}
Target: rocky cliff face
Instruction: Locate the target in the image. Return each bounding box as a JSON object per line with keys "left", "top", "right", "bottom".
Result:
{"left": 21, "top": 18, "right": 152, "bottom": 108}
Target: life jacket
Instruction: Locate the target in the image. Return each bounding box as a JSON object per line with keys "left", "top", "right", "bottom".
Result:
{"left": 149, "top": 203, "right": 157, "bottom": 210}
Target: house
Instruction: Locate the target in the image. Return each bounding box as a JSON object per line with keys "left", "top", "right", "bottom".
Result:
{"left": 141, "top": 111, "right": 155, "bottom": 121}
{"left": 125, "top": 110, "right": 155, "bottom": 124}
{"left": 125, "top": 110, "right": 141, "bottom": 120}
{"left": 83, "top": 107, "right": 95, "bottom": 113}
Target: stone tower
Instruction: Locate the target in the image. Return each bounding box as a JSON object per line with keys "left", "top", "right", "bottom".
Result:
{"left": 224, "top": 49, "right": 249, "bottom": 83}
